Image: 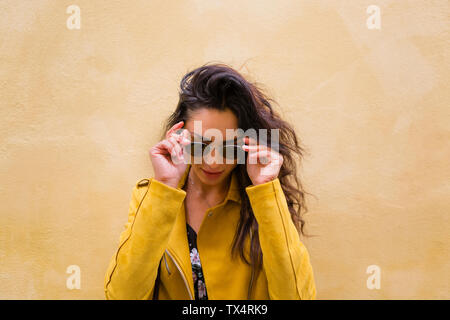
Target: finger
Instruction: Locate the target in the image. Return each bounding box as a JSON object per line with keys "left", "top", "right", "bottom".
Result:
{"left": 247, "top": 150, "right": 271, "bottom": 165}
{"left": 169, "top": 138, "right": 188, "bottom": 164}
{"left": 166, "top": 121, "right": 184, "bottom": 139}
{"left": 242, "top": 144, "right": 265, "bottom": 152}
{"left": 157, "top": 139, "right": 181, "bottom": 162}
{"left": 243, "top": 136, "right": 270, "bottom": 151}
{"left": 181, "top": 128, "right": 191, "bottom": 144}
{"left": 172, "top": 128, "right": 191, "bottom": 145}
{"left": 255, "top": 150, "right": 271, "bottom": 165}
{"left": 168, "top": 137, "right": 183, "bottom": 161}
{"left": 168, "top": 136, "right": 182, "bottom": 154}
{"left": 242, "top": 143, "right": 269, "bottom": 154}
{"left": 247, "top": 152, "right": 259, "bottom": 165}
{"left": 154, "top": 139, "right": 175, "bottom": 156}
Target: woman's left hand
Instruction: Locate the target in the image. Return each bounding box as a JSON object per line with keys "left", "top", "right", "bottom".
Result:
{"left": 242, "top": 136, "right": 283, "bottom": 185}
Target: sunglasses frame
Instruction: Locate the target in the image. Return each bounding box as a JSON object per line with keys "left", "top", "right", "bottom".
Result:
{"left": 175, "top": 128, "right": 248, "bottom": 163}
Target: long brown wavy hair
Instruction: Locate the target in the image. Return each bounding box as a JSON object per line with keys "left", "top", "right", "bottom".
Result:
{"left": 161, "top": 62, "right": 311, "bottom": 298}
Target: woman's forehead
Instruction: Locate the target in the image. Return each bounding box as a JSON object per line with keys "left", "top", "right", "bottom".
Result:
{"left": 183, "top": 108, "right": 238, "bottom": 133}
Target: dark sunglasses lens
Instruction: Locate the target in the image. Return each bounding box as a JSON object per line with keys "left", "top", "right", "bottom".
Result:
{"left": 222, "top": 145, "right": 246, "bottom": 162}
{"left": 186, "top": 142, "right": 206, "bottom": 158}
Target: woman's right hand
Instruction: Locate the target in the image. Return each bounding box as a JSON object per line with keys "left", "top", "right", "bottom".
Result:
{"left": 149, "top": 121, "right": 191, "bottom": 189}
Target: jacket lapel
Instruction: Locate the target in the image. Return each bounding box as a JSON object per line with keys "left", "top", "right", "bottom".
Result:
{"left": 165, "top": 164, "right": 242, "bottom": 299}
{"left": 166, "top": 164, "right": 194, "bottom": 298}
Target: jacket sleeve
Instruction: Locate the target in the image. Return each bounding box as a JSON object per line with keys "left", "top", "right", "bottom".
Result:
{"left": 245, "top": 178, "right": 317, "bottom": 300}
{"left": 104, "top": 178, "right": 186, "bottom": 299}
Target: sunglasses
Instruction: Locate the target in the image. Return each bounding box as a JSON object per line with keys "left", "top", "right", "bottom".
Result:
{"left": 176, "top": 129, "right": 248, "bottom": 162}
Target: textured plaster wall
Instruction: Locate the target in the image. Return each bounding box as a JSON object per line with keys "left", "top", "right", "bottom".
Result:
{"left": 0, "top": 0, "right": 448, "bottom": 299}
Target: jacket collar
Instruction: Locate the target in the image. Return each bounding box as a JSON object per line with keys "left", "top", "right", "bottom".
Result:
{"left": 177, "top": 164, "right": 241, "bottom": 204}
{"left": 166, "top": 164, "right": 242, "bottom": 298}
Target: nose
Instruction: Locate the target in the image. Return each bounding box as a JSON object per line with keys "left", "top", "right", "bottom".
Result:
{"left": 203, "top": 145, "right": 223, "bottom": 166}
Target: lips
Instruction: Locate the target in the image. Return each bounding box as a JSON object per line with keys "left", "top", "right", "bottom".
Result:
{"left": 201, "top": 169, "right": 223, "bottom": 175}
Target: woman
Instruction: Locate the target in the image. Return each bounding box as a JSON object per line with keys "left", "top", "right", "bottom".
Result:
{"left": 104, "top": 63, "right": 316, "bottom": 300}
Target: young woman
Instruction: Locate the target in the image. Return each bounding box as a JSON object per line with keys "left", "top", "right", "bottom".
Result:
{"left": 104, "top": 63, "right": 316, "bottom": 300}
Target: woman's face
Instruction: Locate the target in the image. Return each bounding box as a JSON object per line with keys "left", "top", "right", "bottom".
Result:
{"left": 183, "top": 108, "right": 239, "bottom": 187}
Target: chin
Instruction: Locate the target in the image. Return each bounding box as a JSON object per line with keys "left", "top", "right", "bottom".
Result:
{"left": 193, "top": 166, "right": 233, "bottom": 186}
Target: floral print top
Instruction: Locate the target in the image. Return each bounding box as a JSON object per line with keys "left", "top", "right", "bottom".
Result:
{"left": 186, "top": 223, "right": 208, "bottom": 300}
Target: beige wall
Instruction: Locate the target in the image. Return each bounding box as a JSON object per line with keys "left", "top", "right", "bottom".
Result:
{"left": 0, "top": 0, "right": 448, "bottom": 299}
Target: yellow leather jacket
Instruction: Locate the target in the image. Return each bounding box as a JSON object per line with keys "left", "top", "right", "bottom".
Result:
{"left": 104, "top": 164, "right": 316, "bottom": 299}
